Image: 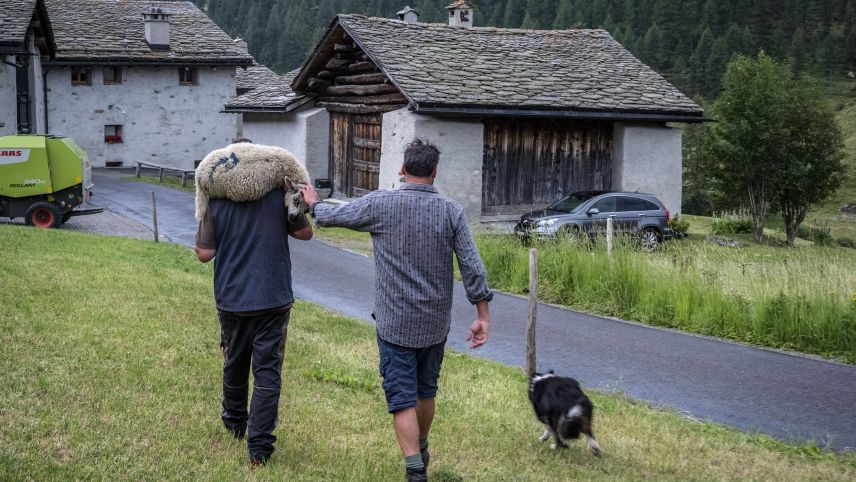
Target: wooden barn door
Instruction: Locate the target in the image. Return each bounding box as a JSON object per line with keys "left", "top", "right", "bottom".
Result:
{"left": 482, "top": 119, "right": 613, "bottom": 215}
{"left": 329, "top": 112, "right": 382, "bottom": 197}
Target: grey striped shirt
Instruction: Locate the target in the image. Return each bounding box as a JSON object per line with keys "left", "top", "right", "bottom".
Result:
{"left": 313, "top": 183, "right": 493, "bottom": 348}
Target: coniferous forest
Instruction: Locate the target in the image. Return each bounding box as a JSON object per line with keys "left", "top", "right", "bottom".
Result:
{"left": 190, "top": 0, "right": 856, "bottom": 100}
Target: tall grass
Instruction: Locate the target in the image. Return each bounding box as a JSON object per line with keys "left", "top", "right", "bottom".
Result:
{"left": 477, "top": 235, "right": 856, "bottom": 363}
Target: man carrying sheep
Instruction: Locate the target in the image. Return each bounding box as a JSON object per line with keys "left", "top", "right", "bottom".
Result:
{"left": 194, "top": 139, "right": 314, "bottom": 466}
{"left": 300, "top": 139, "right": 493, "bottom": 482}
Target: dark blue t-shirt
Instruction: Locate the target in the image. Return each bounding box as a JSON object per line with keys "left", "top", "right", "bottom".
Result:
{"left": 205, "top": 189, "right": 300, "bottom": 313}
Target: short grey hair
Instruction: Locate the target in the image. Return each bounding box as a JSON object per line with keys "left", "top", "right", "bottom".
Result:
{"left": 403, "top": 139, "right": 440, "bottom": 177}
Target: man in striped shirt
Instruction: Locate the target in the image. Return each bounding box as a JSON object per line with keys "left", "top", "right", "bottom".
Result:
{"left": 300, "top": 139, "right": 492, "bottom": 482}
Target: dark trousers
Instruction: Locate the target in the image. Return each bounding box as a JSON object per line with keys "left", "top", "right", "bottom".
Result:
{"left": 218, "top": 308, "right": 290, "bottom": 459}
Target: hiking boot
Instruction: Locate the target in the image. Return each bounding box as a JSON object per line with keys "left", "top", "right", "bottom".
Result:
{"left": 421, "top": 447, "right": 430, "bottom": 469}
{"left": 405, "top": 466, "right": 428, "bottom": 482}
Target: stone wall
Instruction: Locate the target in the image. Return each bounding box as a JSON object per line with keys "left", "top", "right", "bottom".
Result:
{"left": 242, "top": 105, "right": 330, "bottom": 180}
{"left": 612, "top": 123, "right": 683, "bottom": 215}
{"left": 46, "top": 65, "right": 237, "bottom": 169}
{"left": 380, "top": 108, "right": 484, "bottom": 218}
{"left": 0, "top": 61, "right": 16, "bottom": 136}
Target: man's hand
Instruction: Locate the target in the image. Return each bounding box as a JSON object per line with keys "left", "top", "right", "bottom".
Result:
{"left": 300, "top": 184, "right": 320, "bottom": 207}
{"left": 466, "top": 318, "right": 489, "bottom": 349}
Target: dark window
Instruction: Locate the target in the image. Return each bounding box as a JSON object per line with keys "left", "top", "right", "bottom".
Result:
{"left": 103, "top": 66, "right": 122, "bottom": 84}
{"left": 104, "top": 125, "right": 123, "bottom": 143}
{"left": 449, "top": 10, "right": 454, "bottom": 17}
{"left": 179, "top": 67, "right": 198, "bottom": 85}
{"left": 460, "top": 10, "right": 470, "bottom": 22}
{"left": 71, "top": 67, "right": 90, "bottom": 86}
{"left": 618, "top": 196, "right": 660, "bottom": 212}
{"left": 591, "top": 196, "right": 616, "bottom": 213}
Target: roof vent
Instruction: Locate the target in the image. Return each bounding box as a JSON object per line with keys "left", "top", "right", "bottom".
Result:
{"left": 142, "top": 4, "right": 171, "bottom": 51}
{"left": 396, "top": 6, "right": 419, "bottom": 24}
{"left": 234, "top": 37, "right": 248, "bottom": 51}
{"left": 446, "top": 0, "right": 474, "bottom": 28}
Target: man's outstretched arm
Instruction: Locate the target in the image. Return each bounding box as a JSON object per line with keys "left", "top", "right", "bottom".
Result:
{"left": 300, "top": 185, "right": 374, "bottom": 231}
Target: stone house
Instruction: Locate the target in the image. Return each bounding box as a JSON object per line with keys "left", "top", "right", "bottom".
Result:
{"left": 227, "top": 3, "right": 704, "bottom": 217}
{"left": 35, "top": 0, "right": 252, "bottom": 168}
{"left": 0, "top": 0, "right": 55, "bottom": 137}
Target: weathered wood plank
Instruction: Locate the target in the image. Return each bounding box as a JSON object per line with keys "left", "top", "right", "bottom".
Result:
{"left": 347, "top": 61, "right": 379, "bottom": 73}
{"left": 325, "top": 58, "right": 352, "bottom": 71}
{"left": 320, "top": 102, "right": 405, "bottom": 114}
{"left": 321, "top": 83, "right": 399, "bottom": 97}
{"left": 481, "top": 118, "right": 613, "bottom": 213}
{"left": 318, "top": 93, "right": 406, "bottom": 105}
{"left": 352, "top": 137, "right": 380, "bottom": 149}
{"left": 308, "top": 78, "right": 331, "bottom": 91}
{"left": 317, "top": 70, "right": 336, "bottom": 80}
{"left": 334, "top": 43, "right": 355, "bottom": 53}
{"left": 334, "top": 72, "right": 388, "bottom": 85}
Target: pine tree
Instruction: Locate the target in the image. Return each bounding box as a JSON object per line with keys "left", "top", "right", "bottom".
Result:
{"left": 552, "top": 0, "right": 574, "bottom": 29}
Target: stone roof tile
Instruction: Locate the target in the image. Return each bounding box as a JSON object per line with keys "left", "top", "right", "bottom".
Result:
{"left": 0, "top": 0, "right": 37, "bottom": 45}
{"left": 225, "top": 69, "right": 306, "bottom": 112}
{"left": 332, "top": 15, "right": 702, "bottom": 116}
{"left": 44, "top": 0, "right": 252, "bottom": 65}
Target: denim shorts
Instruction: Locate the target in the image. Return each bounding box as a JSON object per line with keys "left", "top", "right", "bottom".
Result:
{"left": 377, "top": 334, "right": 447, "bottom": 413}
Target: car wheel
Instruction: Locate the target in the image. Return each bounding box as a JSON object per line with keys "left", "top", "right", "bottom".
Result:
{"left": 640, "top": 227, "right": 661, "bottom": 251}
{"left": 25, "top": 202, "right": 61, "bottom": 229}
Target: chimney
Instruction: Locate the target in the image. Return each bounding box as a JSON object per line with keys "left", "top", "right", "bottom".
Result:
{"left": 445, "top": 0, "right": 474, "bottom": 28}
{"left": 234, "top": 37, "right": 248, "bottom": 52}
{"left": 142, "top": 4, "right": 171, "bottom": 50}
{"left": 396, "top": 6, "right": 419, "bottom": 24}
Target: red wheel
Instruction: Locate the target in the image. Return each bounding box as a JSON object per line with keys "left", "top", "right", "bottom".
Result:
{"left": 24, "top": 202, "right": 60, "bottom": 228}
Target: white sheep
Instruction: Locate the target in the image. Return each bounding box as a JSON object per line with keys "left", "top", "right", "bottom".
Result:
{"left": 195, "top": 142, "right": 311, "bottom": 222}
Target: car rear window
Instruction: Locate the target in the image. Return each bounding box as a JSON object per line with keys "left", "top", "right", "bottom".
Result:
{"left": 618, "top": 197, "right": 660, "bottom": 212}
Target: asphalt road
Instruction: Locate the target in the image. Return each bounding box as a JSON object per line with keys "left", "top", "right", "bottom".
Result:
{"left": 91, "top": 169, "right": 856, "bottom": 451}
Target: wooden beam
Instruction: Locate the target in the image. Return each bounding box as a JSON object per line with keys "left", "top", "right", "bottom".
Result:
{"left": 308, "top": 78, "right": 331, "bottom": 91}
{"left": 347, "top": 61, "right": 378, "bottom": 73}
{"left": 334, "top": 72, "right": 387, "bottom": 85}
{"left": 325, "top": 58, "right": 352, "bottom": 71}
{"left": 319, "top": 102, "right": 407, "bottom": 114}
{"left": 334, "top": 43, "right": 356, "bottom": 53}
{"left": 321, "top": 83, "right": 399, "bottom": 96}
{"left": 352, "top": 138, "right": 381, "bottom": 149}
{"left": 318, "top": 93, "right": 406, "bottom": 105}
{"left": 317, "top": 70, "right": 336, "bottom": 80}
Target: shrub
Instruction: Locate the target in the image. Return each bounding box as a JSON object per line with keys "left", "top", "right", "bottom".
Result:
{"left": 837, "top": 237, "right": 856, "bottom": 249}
{"left": 669, "top": 215, "right": 690, "bottom": 234}
{"left": 711, "top": 209, "right": 754, "bottom": 235}
{"left": 796, "top": 224, "right": 834, "bottom": 245}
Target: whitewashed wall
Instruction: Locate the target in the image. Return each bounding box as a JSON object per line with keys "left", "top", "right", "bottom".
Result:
{"left": 0, "top": 60, "right": 16, "bottom": 136}
{"left": 612, "top": 123, "right": 683, "bottom": 215}
{"left": 242, "top": 105, "right": 330, "bottom": 180}
{"left": 380, "top": 108, "right": 484, "bottom": 218}
{"left": 46, "top": 65, "right": 237, "bottom": 169}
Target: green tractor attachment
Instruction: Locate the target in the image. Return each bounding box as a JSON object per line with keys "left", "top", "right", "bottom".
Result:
{"left": 0, "top": 135, "right": 100, "bottom": 228}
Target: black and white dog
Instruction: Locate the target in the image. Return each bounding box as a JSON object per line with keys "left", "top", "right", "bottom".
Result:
{"left": 528, "top": 371, "right": 601, "bottom": 456}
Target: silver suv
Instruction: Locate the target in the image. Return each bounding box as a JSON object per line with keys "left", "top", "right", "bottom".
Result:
{"left": 514, "top": 191, "right": 673, "bottom": 250}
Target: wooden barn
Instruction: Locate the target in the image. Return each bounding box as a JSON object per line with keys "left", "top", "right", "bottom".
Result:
{"left": 226, "top": 2, "right": 704, "bottom": 218}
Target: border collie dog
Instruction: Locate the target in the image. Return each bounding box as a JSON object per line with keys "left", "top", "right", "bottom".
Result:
{"left": 528, "top": 371, "right": 601, "bottom": 456}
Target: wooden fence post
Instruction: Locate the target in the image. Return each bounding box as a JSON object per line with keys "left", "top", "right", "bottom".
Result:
{"left": 181, "top": 172, "right": 188, "bottom": 188}
{"left": 158, "top": 168, "right": 165, "bottom": 183}
{"left": 135, "top": 162, "right": 142, "bottom": 178}
{"left": 151, "top": 191, "right": 159, "bottom": 243}
{"left": 606, "top": 217, "right": 614, "bottom": 260}
{"left": 525, "top": 248, "right": 538, "bottom": 379}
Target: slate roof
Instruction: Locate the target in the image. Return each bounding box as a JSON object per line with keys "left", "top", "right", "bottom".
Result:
{"left": 294, "top": 15, "right": 703, "bottom": 120}
{"left": 236, "top": 62, "right": 281, "bottom": 94}
{"left": 225, "top": 69, "right": 308, "bottom": 113}
{"left": 0, "top": 0, "right": 37, "bottom": 45}
{"left": 44, "top": 0, "right": 253, "bottom": 65}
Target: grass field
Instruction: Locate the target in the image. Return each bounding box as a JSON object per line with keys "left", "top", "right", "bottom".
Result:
{"left": 2, "top": 225, "right": 855, "bottom": 480}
